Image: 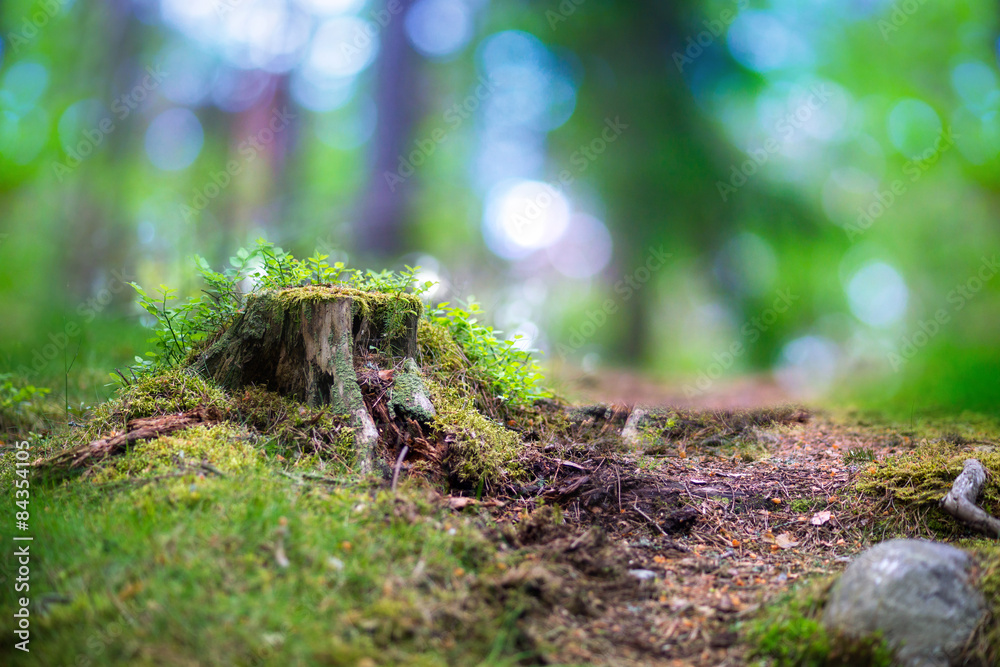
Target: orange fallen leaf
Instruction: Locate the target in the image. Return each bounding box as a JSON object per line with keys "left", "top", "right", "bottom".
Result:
{"left": 378, "top": 369, "right": 394, "bottom": 382}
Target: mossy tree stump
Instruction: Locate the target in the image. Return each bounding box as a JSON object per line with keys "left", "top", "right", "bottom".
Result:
{"left": 196, "top": 286, "right": 423, "bottom": 472}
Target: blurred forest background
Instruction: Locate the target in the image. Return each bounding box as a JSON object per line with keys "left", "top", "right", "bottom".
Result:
{"left": 0, "top": 0, "right": 998, "bottom": 417}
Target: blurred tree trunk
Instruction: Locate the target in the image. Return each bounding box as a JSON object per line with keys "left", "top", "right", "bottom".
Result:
{"left": 64, "top": 0, "right": 137, "bottom": 304}
{"left": 576, "top": 1, "right": 729, "bottom": 365}
{"left": 355, "top": 0, "right": 420, "bottom": 257}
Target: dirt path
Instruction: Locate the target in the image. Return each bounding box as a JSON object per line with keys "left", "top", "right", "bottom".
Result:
{"left": 477, "top": 374, "right": 891, "bottom": 666}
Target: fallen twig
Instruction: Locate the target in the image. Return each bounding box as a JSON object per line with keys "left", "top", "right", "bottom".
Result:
{"left": 633, "top": 501, "right": 668, "bottom": 536}
{"left": 633, "top": 502, "right": 691, "bottom": 552}
{"left": 391, "top": 445, "right": 409, "bottom": 492}
{"left": 941, "top": 458, "right": 1000, "bottom": 538}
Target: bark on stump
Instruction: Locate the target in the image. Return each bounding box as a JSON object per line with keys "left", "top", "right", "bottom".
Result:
{"left": 196, "top": 286, "right": 422, "bottom": 473}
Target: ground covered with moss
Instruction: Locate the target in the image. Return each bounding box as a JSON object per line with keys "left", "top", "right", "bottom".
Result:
{"left": 5, "top": 290, "right": 1000, "bottom": 665}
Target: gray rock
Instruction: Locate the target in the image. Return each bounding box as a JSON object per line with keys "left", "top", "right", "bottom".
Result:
{"left": 823, "top": 538, "right": 985, "bottom": 667}
{"left": 621, "top": 408, "right": 649, "bottom": 448}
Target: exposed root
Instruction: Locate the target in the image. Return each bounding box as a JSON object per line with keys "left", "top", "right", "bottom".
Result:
{"left": 33, "top": 406, "right": 222, "bottom": 470}
{"left": 942, "top": 458, "right": 1000, "bottom": 537}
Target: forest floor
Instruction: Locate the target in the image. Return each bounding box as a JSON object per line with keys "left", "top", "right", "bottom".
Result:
{"left": 3, "top": 368, "right": 1000, "bottom": 666}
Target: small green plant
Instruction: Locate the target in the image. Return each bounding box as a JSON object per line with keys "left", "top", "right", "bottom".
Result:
{"left": 427, "top": 300, "right": 550, "bottom": 408}
{"left": 844, "top": 447, "right": 877, "bottom": 465}
{"left": 0, "top": 373, "right": 50, "bottom": 411}
{"left": 0, "top": 373, "right": 55, "bottom": 432}
{"left": 127, "top": 239, "right": 434, "bottom": 378}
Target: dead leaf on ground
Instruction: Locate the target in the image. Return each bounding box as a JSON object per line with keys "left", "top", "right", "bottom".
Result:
{"left": 775, "top": 533, "right": 799, "bottom": 549}
{"left": 810, "top": 510, "right": 832, "bottom": 526}
{"left": 448, "top": 496, "right": 477, "bottom": 510}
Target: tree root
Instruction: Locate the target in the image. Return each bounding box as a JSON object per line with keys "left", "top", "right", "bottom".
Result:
{"left": 941, "top": 458, "right": 1000, "bottom": 538}
{"left": 34, "top": 407, "right": 222, "bottom": 471}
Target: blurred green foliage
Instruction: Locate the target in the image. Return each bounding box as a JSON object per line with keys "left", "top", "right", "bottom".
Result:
{"left": 1, "top": 0, "right": 999, "bottom": 417}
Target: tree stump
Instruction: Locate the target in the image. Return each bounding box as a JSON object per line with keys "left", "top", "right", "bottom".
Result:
{"left": 195, "top": 286, "right": 423, "bottom": 472}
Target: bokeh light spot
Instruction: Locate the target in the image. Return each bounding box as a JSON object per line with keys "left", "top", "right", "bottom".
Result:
{"left": 307, "top": 17, "right": 379, "bottom": 79}
{"left": 144, "top": 108, "right": 204, "bottom": 171}
{"left": 846, "top": 261, "right": 908, "bottom": 328}
{"left": 483, "top": 180, "right": 571, "bottom": 259}
{"left": 0, "top": 61, "right": 49, "bottom": 115}
{"left": 545, "top": 214, "right": 613, "bottom": 279}
{"left": 887, "top": 99, "right": 942, "bottom": 160}
{"left": 727, "top": 11, "right": 812, "bottom": 73}
{"left": 405, "top": 0, "right": 473, "bottom": 60}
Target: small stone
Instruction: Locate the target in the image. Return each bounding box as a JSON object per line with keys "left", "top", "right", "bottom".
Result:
{"left": 628, "top": 568, "right": 657, "bottom": 581}
{"left": 621, "top": 408, "right": 649, "bottom": 448}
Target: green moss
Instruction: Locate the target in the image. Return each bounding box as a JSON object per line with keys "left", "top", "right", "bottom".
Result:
{"left": 0, "top": 460, "right": 538, "bottom": 666}
{"left": 85, "top": 369, "right": 231, "bottom": 436}
{"left": 89, "top": 423, "right": 262, "bottom": 485}
{"left": 425, "top": 378, "right": 525, "bottom": 486}
{"left": 418, "top": 319, "right": 467, "bottom": 374}
{"left": 265, "top": 285, "right": 422, "bottom": 355}
{"left": 389, "top": 358, "right": 436, "bottom": 422}
{"left": 228, "top": 386, "right": 355, "bottom": 465}
{"left": 743, "top": 579, "right": 894, "bottom": 666}
{"left": 855, "top": 441, "right": 1000, "bottom": 507}
{"left": 962, "top": 542, "right": 1000, "bottom": 664}
{"left": 331, "top": 331, "right": 364, "bottom": 417}
{"left": 790, "top": 497, "right": 826, "bottom": 513}
{"left": 835, "top": 408, "right": 1000, "bottom": 443}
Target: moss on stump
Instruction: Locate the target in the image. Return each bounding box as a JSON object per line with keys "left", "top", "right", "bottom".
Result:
{"left": 195, "top": 286, "right": 422, "bottom": 473}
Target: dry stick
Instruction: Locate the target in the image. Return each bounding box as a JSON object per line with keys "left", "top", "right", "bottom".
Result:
{"left": 633, "top": 501, "right": 690, "bottom": 552}
{"left": 391, "top": 445, "right": 410, "bottom": 492}
{"left": 615, "top": 465, "right": 622, "bottom": 514}
{"left": 633, "top": 501, "right": 667, "bottom": 536}
{"left": 941, "top": 458, "right": 1000, "bottom": 538}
